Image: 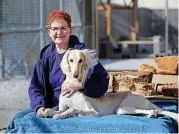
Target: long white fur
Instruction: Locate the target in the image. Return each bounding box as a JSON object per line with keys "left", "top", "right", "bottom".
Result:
{"left": 50, "top": 49, "right": 178, "bottom": 124}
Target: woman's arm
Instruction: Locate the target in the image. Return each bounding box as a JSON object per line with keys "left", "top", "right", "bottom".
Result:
{"left": 82, "top": 63, "right": 109, "bottom": 98}
{"left": 77, "top": 43, "right": 109, "bottom": 98}
{"left": 28, "top": 60, "right": 47, "bottom": 112}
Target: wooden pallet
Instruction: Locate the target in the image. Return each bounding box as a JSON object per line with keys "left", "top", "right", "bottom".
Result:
{"left": 148, "top": 74, "right": 178, "bottom": 102}
{"left": 146, "top": 95, "right": 177, "bottom": 100}
{"left": 152, "top": 74, "right": 178, "bottom": 84}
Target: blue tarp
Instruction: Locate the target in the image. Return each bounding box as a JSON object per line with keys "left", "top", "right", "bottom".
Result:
{"left": 6, "top": 101, "right": 178, "bottom": 133}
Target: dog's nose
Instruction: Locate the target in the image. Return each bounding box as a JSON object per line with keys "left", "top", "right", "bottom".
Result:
{"left": 73, "top": 74, "right": 78, "bottom": 78}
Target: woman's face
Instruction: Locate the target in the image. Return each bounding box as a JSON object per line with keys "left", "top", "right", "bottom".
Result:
{"left": 48, "top": 20, "right": 72, "bottom": 47}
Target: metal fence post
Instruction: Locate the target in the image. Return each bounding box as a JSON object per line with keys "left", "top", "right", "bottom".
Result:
{"left": 0, "top": 0, "right": 5, "bottom": 79}
{"left": 40, "top": 0, "right": 44, "bottom": 50}
{"left": 79, "top": 0, "right": 85, "bottom": 43}
{"left": 91, "top": 0, "right": 96, "bottom": 50}
{"left": 59, "top": 0, "right": 63, "bottom": 10}
{"left": 165, "top": 0, "right": 168, "bottom": 54}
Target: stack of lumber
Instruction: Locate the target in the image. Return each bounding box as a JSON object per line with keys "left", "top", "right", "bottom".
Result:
{"left": 108, "top": 71, "right": 154, "bottom": 96}
{"left": 108, "top": 56, "right": 178, "bottom": 97}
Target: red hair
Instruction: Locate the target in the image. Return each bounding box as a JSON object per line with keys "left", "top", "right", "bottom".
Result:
{"left": 48, "top": 10, "right": 71, "bottom": 28}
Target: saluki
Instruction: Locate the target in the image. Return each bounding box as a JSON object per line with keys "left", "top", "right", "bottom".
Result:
{"left": 46, "top": 49, "right": 178, "bottom": 123}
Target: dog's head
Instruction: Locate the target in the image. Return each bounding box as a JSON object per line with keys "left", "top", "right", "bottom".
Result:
{"left": 60, "top": 49, "right": 98, "bottom": 84}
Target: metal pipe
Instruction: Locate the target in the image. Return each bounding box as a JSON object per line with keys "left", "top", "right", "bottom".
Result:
{"left": 40, "top": 0, "right": 44, "bottom": 50}
{"left": 0, "top": 0, "right": 5, "bottom": 79}
{"left": 79, "top": 0, "right": 85, "bottom": 42}
{"left": 81, "top": 0, "right": 85, "bottom": 43}
{"left": 0, "top": 27, "right": 43, "bottom": 33}
{"left": 95, "top": 0, "right": 99, "bottom": 52}
{"left": 92, "top": 0, "right": 96, "bottom": 49}
{"left": 59, "top": 0, "right": 63, "bottom": 10}
{"left": 165, "top": 0, "right": 168, "bottom": 54}
{"left": 0, "top": 23, "right": 82, "bottom": 34}
{"left": 1, "top": 43, "right": 5, "bottom": 79}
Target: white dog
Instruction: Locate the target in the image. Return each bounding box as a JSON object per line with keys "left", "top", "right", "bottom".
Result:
{"left": 50, "top": 49, "right": 178, "bottom": 123}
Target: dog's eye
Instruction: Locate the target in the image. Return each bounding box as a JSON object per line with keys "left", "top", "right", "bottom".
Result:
{"left": 79, "top": 59, "right": 82, "bottom": 63}
{"left": 70, "top": 59, "right": 73, "bottom": 62}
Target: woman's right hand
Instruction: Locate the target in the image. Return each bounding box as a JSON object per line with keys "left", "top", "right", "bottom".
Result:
{"left": 37, "top": 107, "right": 55, "bottom": 117}
{"left": 61, "top": 80, "right": 83, "bottom": 98}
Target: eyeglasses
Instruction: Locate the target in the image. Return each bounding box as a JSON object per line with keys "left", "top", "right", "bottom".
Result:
{"left": 49, "top": 26, "right": 69, "bottom": 33}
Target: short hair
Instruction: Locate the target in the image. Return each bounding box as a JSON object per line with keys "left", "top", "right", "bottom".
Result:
{"left": 48, "top": 10, "right": 71, "bottom": 28}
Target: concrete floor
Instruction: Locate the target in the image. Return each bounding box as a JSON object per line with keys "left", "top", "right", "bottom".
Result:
{"left": 0, "top": 77, "right": 30, "bottom": 132}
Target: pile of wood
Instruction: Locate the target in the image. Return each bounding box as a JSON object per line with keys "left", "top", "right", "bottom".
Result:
{"left": 108, "top": 71, "right": 155, "bottom": 96}
{"left": 139, "top": 56, "right": 178, "bottom": 75}
{"left": 161, "top": 83, "right": 178, "bottom": 97}
{"left": 108, "top": 56, "right": 178, "bottom": 97}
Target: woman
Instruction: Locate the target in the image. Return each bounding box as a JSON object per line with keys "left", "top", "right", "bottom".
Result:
{"left": 28, "top": 10, "right": 109, "bottom": 117}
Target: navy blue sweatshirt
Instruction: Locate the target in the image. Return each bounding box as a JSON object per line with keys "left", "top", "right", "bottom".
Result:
{"left": 28, "top": 35, "right": 109, "bottom": 112}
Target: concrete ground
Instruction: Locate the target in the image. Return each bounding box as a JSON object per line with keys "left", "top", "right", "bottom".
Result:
{"left": 0, "top": 76, "right": 30, "bottom": 132}
{"left": 0, "top": 58, "right": 154, "bottom": 132}
{"left": 100, "top": 58, "right": 154, "bottom": 71}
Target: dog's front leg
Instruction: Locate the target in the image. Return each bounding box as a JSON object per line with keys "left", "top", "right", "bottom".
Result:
{"left": 43, "top": 107, "right": 68, "bottom": 118}
{"left": 55, "top": 106, "right": 68, "bottom": 114}
{"left": 53, "top": 108, "right": 78, "bottom": 119}
{"left": 53, "top": 108, "right": 99, "bottom": 119}
{"left": 53, "top": 104, "right": 69, "bottom": 117}
{"left": 77, "top": 110, "right": 99, "bottom": 117}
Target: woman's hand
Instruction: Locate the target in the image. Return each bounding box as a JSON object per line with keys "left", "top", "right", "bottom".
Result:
{"left": 61, "top": 80, "right": 83, "bottom": 98}
{"left": 37, "top": 107, "right": 55, "bottom": 117}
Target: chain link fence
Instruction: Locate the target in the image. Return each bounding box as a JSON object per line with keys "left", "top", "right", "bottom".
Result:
{"left": 0, "top": 0, "right": 178, "bottom": 79}
{"left": 0, "top": 0, "right": 84, "bottom": 80}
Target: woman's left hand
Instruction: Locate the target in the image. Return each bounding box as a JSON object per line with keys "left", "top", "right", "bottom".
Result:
{"left": 61, "top": 80, "right": 83, "bottom": 98}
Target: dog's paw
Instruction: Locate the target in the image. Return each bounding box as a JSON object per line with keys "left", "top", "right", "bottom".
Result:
{"left": 53, "top": 114, "right": 61, "bottom": 119}
{"left": 147, "top": 110, "right": 159, "bottom": 118}
{"left": 53, "top": 114, "right": 67, "bottom": 119}
{"left": 53, "top": 113, "right": 75, "bottom": 119}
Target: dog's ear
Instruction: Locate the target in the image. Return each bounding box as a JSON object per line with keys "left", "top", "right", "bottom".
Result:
{"left": 60, "top": 49, "right": 70, "bottom": 74}
{"left": 82, "top": 49, "right": 99, "bottom": 69}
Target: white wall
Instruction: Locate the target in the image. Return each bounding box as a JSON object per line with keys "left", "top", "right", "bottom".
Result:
{"left": 138, "top": 0, "right": 178, "bottom": 9}
{"left": 110, "top": 0, "right": 178, "bottom": 9}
